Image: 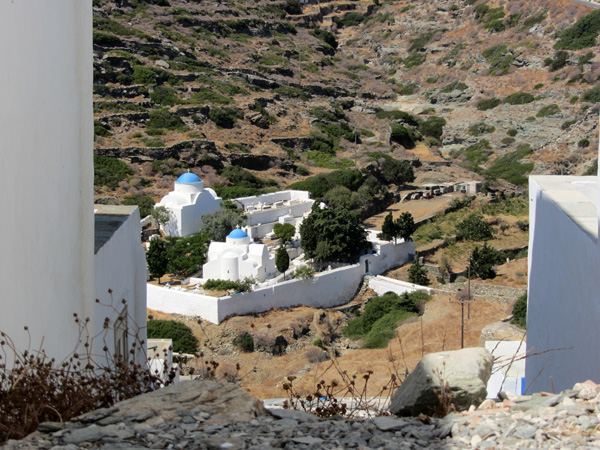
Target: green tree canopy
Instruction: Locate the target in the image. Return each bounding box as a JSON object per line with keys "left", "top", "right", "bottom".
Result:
{"left": 165, "top": 232, "right": 211, "bottom": 277}
{"left": 147, "top": 320, "right": 199, "bottom": 354}
{"left": 147, "top": 239, "right": 168, "bottom": 284}
{"left": 380, "top": 158, "right": 415, "bottom": 187}
{"left": 276, "top": 245, "right": 290, "bottom": 279}
{"left": 198, "top": 208, "right": 246, "bottom": 242}
{"left": 151, "top": 205, "right": 172, "bottom": 229}
{"left": 396, "top": 212, "right": 416, "bottom": 241}
{"left": 470, "top": 242, "right": 504, "bottom": 279}
{"left": 322, "top": 186, "right": 362, "bottom": 213}
{"left": 378, "top": 212, "right": 397, "bottom": 242}
{"left": 408, "top": 254, "right": 430, "bottom": 286}
{"left": 300, "top": 206, "right": 371, "bottom": 263}
{"left": 273, "top": 222, "right": 296, "bottom": 243}
{"left": 456, "top": 213, "right": 493, "bottom": 241}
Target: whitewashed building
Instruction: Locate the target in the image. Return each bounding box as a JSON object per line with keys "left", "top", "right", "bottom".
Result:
{"left": 157, "top": 172, "right": 222, "bottom": 237}
{"left": 234, "top": 190, "right": 314, "bottom": 239}
{"left": 202, "top": 228, "right": 277, "bottom": 282}
{"left": 94, "top": 205, "right": 148, "bottom": 364}
{"left": 0, "top": 1, "right": 147, "bottom": 368}
{"left": 526, "top": 173, "right": 600, "bottom": 393}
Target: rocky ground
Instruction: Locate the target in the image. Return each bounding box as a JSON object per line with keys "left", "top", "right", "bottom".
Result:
{"left": 6, "top": 378, "right": 600, "bottom": 449}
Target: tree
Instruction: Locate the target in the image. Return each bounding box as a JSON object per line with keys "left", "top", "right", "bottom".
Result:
{"left": 300, "top": 206, "right": 371, "bottom": 264}
{"left": 408, "top": 254, "right": 430, "bottom": 286}
{"left": 273, "top": 222, "right": 296, "bottom": 243}
{"left": 378, "top": 212, "right": 397, "bottom": 242}
{"left": 455, "top": 213, "right": 493, "bottom": 241}
{"left": 511, "top": 293, "right": 527, "bottom": 329}
{"left": 147, "top": 320, "right": 199, "bottom": 354}
{"left": 164, "top": 232, "right": 211, "bottom": 277}
{"left": 380, "top": 158, "right": 415, "bottom": 187}
{"left": 147, "top": 239, "right": 168, "bottom": 284}
{"left": 276, "top": 245, "right": 290, "bottom": 279}
{"left": 198, "top": 207, "right": 246, "bottom": 242}
{"left": 151, "top": 205, "right": 172, "bottom": 230}
{"left": 396, "top": 212, "right": 416, "bottom": 241}
{"left": 470, "top": 242, "right": 504, "bottom": 279}
{"left": 323, "top": 186, "right": 361, "bottom": 214}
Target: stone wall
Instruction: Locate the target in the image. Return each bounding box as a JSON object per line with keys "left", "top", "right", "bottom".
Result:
{"left": 433, "top": 282, "right": 525, "bottom": 304}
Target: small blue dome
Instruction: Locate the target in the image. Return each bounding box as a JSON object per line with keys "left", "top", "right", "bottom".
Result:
{"left": 175, "top": 173, "right": 202, "bottom": 184}
{"left": 228, "top": 229, "right": 249, "bottom": 239}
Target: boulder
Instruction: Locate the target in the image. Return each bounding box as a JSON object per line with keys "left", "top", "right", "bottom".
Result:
{"left": 389, "top": 347, "right": 493, "bottom": 416}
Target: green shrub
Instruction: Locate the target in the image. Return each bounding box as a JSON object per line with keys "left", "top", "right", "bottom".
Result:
{"left": 477, "top": 98, "right": 501, "bottom": 111}
{"left": 404, "top": 53, "right": 426, "bottom": 68}
{"left": 344, "top": 291, "right": 428, "bottom": 341}
{"left": 121, "top": 195, "right": 154, "bottom": 217}
{"left": 190, "top": 88, "right": 233, "bottom": 105}
{"left": 364, "top": 310, "right": 416, "bottom": 348}
{"left": 150, "top": 85, "right": 180, "bottom": 106}
{"left": 418, "top": 116, "right": 446, "bottom": 139}
{"left": 507, "top": 128, "right": 518, "bottom": 137}
{"left": 504, "top": 92, "right": 535, "bottom": 105}
{"left": 93, "top": 31, "right": 122, "bottom": 47}
{"left": 441, "top": 80, "right": 468, "bottom": 93}
{"left": 511, "top": 293, "right": 527, "bottom": 329}
{"left": 274, "top": 85, "right": 309, "bottom": 100}
{"left": 469, "top": 122, "right": 496, "bottom": 136}
{"left": 486, "top": 144, "right": 533, "bottom": 186}
{"left": 147, "top": 320, "right": 199, "bottom": 354}
{"left": 203, "top": 278, "right": 253, "bottom": 293}
{"left": 561, "top": 120, "right": 576, "bottom": 130}
{"left": 578, "top": 138, "right": 590, "bottom": 148}
{"left": 310, "top": 28, "right": 338, "bottom": 52}
{"left": 147, "top": 108, "right": 186, "bottom": 132}
{"left": 375, "top": 109, "right": 418, "bottom": 126}
{"left": 287, "top": 168, "right": 362, "bottom": 199}
{"left": 482, "top": 44, "right": 513, "bottom": 75}
{"left": 555, "top": 10, "right": 600, "bottom": 50}
{"left": 536, "top": 104, "right": 560, "bottom": 117}
{"left": 470, "top": 242, "right": 504, "bottom": 279}
{"left": 582, "top": 83, "right": 600, "bottom": 103}
{"left": 233, "top": 332, "right": 254, "bottom": 352}
{"left": 584, "top": 159, "right": 598, "bottom": 175}
{"left": 209, "top": 107, "right": 244, "bottom": 128}
{"left": 456, "top": 213, "right": 493, "bottom": 241}
{"left": 390, "top": 123, "right": 418, "bottom": 148}
{"left": 94, "top": 122, "right": 112, "bottom": 137}
{"left": 94, "top": 155, "right": 132, "bottom": 188}
{"left": 409, "top": 31, "right": 436, "bottom": 52}
{"left": 304, "top": 151, "right": 354, "bottom": 169}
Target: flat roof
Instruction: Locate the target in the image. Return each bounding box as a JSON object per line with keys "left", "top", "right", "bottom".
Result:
{"left": 531, "top": 175, "right": 598, "bottom": 240}
{"left": 94, "top": 205, "right": 138, "bottom": 254}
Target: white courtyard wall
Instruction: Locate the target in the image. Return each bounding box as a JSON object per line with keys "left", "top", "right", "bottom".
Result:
{"left": 147, "top": 240, "right": 415, "bottom": 324}
{"left": 526, "top": 178, "right": 600, "bottom": 393}
{"left": 147, "top": 284, "right": 220, "bottom": 323}
{"left": 94, "top": 209, "right": 147, "bottom": 366}
{"left": 0, "top": 2, "right": 94, "bottom": 363}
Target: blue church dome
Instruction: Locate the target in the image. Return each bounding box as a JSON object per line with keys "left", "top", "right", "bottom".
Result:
{"left": 228, "top": 229, "right": 249, "bottom": 239}
{"left": 175, "top": 172, "right": 202, "bottom": 184}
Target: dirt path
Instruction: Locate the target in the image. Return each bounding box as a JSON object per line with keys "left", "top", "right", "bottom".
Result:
{"left": 364, "top": 192, "right": 463, "bottom": 229}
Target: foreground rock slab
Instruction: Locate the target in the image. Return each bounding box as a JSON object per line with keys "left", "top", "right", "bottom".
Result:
{"left": 6, "top": 378, "right": 600, "bottom": 449}
{"left": 389, "top": 347, "right": 493, "bottom": 416}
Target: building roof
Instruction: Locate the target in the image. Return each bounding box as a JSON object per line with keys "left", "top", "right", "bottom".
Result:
{"left": 94, "top": 205, "right": 138, "bottom": 254}
{"left": 531, "top": 175, "right": 598, "bottom": 240}
{"left": 175, "top": 173, "right": 202, "bottom": 184}
{"left": 228, "top": 228, "right": 249, "bottom": 239}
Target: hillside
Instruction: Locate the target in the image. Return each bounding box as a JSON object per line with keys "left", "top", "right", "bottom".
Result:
{"left": 93, "top": 0, "right": 600, "bottom": 208}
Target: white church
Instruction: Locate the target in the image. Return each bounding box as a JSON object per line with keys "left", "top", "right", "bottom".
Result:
{"left": 202, "top": 228, "right": 277, "bottom": 282}
{"left": 157, "top": 172, "right": 222, "bottom": 237}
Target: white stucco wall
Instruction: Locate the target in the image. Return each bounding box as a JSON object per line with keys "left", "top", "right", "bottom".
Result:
{"left": 526, "top": 177, "right": 600, "bottom": 393}
{"left": 368, "top": 276, "right": 433, "bottom": 296}
{"left": 0, "top": 2, "right": 94, "bottom": 363}
{"left": 94, "top": 207, "right": 147, "bottom": 366}
{"left": 148, "top": 240, "right": 415, "bottom": 324}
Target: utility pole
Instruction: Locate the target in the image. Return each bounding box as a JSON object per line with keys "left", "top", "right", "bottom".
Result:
{"left": 449, "top": 252, "right": 474, "bottom": 348}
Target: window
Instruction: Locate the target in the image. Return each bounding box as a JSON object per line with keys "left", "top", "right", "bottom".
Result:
{"left": 114, "top": 306, "right": 128, "bottom": 362}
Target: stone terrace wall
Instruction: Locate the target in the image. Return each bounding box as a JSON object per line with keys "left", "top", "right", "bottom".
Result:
{"left": 434, "top": 282, "right": 525, "bottom": 304}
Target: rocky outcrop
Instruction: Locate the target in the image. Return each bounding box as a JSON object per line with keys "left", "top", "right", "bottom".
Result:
{"left": 389, "top": 348, "right": 493, "bottom": 416}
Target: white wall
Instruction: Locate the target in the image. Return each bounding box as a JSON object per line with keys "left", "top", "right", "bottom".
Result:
{"left": 94, "top": 207, "right": 147, "bottom": 366}
{"left": 0, "top": 2, "right": 94, "bottom": 363}
{"left": 148, "top": 240, "right": 415, "bottom": 324}
{"left": 147, "top": 284, "right": 220, "bottom": 323}
{"left": 369, "top": 276, "right": 433, "bottom": 296}
{"left": 526, "top": 178, "right": 600, "bottom": 393}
